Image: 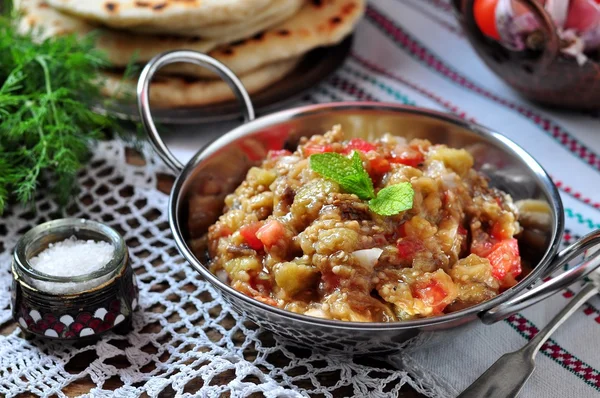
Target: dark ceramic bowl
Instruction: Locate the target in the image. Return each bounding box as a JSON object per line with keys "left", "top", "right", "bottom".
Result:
{"left": 452, "top": 0, "right": 600, "bottom": 110}
{"left": 137, "top": 51, "right": 600, "bottom": 354}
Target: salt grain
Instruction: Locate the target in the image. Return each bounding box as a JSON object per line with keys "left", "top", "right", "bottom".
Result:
{"left": 28, "top": 236, "right": 115, "bottom": 294}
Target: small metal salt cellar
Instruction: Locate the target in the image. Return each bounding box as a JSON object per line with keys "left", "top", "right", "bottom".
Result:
{"left": 11, "top": 218, "right": 138, "bottom": 341}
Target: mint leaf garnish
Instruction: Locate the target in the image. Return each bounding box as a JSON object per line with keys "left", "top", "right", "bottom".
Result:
{"left": 309, "top": 148, "right": 414, "bottom": 216}
{"left": 309, "top": 152, "right": 358, "bottom": 181}
{"left": 310, "top": 151, "right": 375, "bottom": 199}
{"left": 339, "top": 174, "right": 375, "bottom": 200}
{"left": 368, "top": 183, "right": 414, "bottom": 216}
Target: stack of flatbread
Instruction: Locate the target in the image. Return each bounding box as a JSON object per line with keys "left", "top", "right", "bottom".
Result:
{"left": 17, "top": 0, "right": 365, "bottom": 108}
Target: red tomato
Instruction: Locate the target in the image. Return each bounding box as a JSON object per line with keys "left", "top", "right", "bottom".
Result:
{"left": 490, "top": 220, "right": 511, "bottom": 240}
{"left": 369, "top": 157, "right": 391, "bottom": 175}
{"left": 256, "top": 220, "right": 286, "bottom": 248}
{"left": 303, "top": 144, "right": 334, "bottom": 156}
{"left": 343, "top": 138, "right": 377, "bottom": 154}
{"left": 388, "top": 149, "right": 424, "bottom": 167}
{"left": 457, "top": 224, "right": 468, "bottom": 236}
{"left": 413, "top": 280, "right": 448, "bottom": 312}
{"left": 239, "top": 222, "right": 264, "bottom": 251}
{"left": 396, "top": 239, "right": 423, "bottom": 259}
{"left": 268, "top": 149, "right": 292, "bottom": 159}
{"left": 473, "top": 0, "right": 500, "bottom": 40}
{"left": 486, "top": 238, "right": 522, "bottom": 283}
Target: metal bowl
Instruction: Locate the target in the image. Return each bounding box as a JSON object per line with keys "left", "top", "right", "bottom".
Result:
{"left": 137, "top": 51, "right": 600, "bottom": 354}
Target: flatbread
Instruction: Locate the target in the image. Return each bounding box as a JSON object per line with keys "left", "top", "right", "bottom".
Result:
{"left": 175, "top": 0, "right": 365, "bottom": 78}
{"left": 102, "top": 57, "right": 300, "bottom": 108}
{"left": 24, "top": 0, "right": 364, "bottom": 78}
{"left": 17, "top": 0, "right": 301, "bottom": 66}
{"left": 45, "top": 0, "right": 280, "bottom": 32}
{"left": 126, "top": 0, "right": 303, "bottom": 39}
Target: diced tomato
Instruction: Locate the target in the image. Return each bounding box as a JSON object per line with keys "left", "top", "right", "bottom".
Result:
{"left": 388, "top": 149, "right": 424, "bottom": 167}
{"left": 268, "top": 149, "right": 292, "bottom": 159}
{"left": 490, "top": 220, "right": 511, "bottom": 240}
{"left": 369, "top": 157, "right": 391, "bottom": 175}
{"left": 473, "top": 0, "right": 500, "bottom": 40}
{"left": 396, "top": 238, "right": 423, "bottom": 259}
{"left": 239, "top": 222, "right": 264, "bottom": 251}
{"left": 457, "top": 224, "right": 468, "bottom": 236}
{"left": 413, "top": 280, "right": 448, "bottom": 313}
{"left": 486, "top": 238, "right": 522, "bottom": 285}
{"left": 303, "top": 144, "right": 334, "bottom": 156}
{"left": 256, "top": 220, "right": 286, "bottom": 248}
{"left": 343, "top": 138, "right": 377, "bottom": 154}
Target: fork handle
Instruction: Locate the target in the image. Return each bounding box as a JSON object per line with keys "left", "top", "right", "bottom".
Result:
{"left": 458, "top": 282, "right": 598, "bottom": 398}
{"left": 527, "top": 282, "right": 598, "bottom": 356}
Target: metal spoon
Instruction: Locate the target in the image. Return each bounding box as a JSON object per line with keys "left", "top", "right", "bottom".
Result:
{"left": 457, "top": 277, "right": 600, "bottom": 398}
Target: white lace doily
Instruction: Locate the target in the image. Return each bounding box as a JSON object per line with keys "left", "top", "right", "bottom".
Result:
{"left": 0, "top": 141, "right": 437, "bottom": 398}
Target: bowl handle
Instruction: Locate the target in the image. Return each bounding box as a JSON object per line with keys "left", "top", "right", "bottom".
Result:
{"left": 136, "top": 50, "right": 256, "bottom": 173}
{"left": 480, "top": 230, "right": 600, "bottom": 324}
{"left": 460, "top": 0, "right": 560, "bottom": 69}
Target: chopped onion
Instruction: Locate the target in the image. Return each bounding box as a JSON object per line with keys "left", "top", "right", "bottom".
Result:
{"left": 352, "top": 248, "right": 384, "bottom": 270}
{"left": 441, "top": 172, "right": 458, "bottom": 189}
{"left": 216, "top": 269, "right": 228, "bottom": 283}
{"left": 278, "top": 155, "right": 301, "bottom": 165}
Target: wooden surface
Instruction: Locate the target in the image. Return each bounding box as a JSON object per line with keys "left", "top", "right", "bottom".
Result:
{"left": 1, "top": 148, "right": 424, "bottom": 398}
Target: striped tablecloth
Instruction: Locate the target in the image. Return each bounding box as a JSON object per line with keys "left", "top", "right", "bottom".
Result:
{"left": 142, "top": 1, "right": 600, "bottom": 396}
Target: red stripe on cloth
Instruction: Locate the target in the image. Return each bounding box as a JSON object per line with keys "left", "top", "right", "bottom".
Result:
{"left": 364, "top": 6, "right": 600, "bottom": 171}
{"left": 350, "top": 54, "right": 474, "bottom": 120}
{"left": 328, "top": 75, "right": 378, "bottom": 101}
{"left": 397, "top": 0, "right": 463, "bottom": 36}
{"left": 507, "top": 314, "right": 600, "bottom": 389}
{"left": 553, "top": 179, "right": 600, "bottom": 209}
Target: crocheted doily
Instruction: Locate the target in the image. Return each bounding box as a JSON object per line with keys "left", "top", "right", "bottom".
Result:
{"left": 0, "top": 140, "right": 441, "bottom": 397}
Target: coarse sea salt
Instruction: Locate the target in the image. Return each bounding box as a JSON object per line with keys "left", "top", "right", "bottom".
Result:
{"left": 28, "top": 236, "right": 115, "bottom": 294}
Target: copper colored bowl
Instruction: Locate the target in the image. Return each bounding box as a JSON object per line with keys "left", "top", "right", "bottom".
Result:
{"left": 453, "top": 0, "right": 600, "bottom": 110}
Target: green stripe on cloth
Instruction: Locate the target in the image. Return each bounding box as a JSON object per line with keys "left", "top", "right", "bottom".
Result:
{"left": 341, "top": 66, "right": 416, "bottom": 105}
{"left": 566, "top": 208, "right": 600, "bottom": 230}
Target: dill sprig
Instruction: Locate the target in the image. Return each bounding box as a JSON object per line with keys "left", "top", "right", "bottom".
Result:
{"left": 0, "top": 15, "right": 121, "bottom": 213}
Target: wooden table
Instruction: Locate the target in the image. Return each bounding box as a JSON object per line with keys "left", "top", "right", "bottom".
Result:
{"left": 1, "top": 148, "right": 424, "bottom": 397}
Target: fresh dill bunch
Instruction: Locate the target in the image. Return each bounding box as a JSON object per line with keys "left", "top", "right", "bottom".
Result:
{"left": 0, "top": 15, "right": 122, "bottom": 213}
